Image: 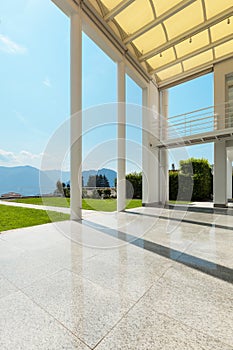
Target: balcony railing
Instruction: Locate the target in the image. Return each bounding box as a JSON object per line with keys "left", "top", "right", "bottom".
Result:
{"left": 164, "top": 100, "right": 233, "bottom": 141}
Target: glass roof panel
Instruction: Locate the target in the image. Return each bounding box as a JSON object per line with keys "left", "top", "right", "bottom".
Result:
{"left": 115, "top": 0, "right": 154, "bottom": 35}
{"left": 204, "top": 0, "right": 233, "bottom": 19}
{"left": 147, "top": 48, "right": 176, "bottom": 70}
{"left": 175, "top": 30, "right": 210, "bottom": 58}
{"left": 96, "top": 0, "right": 233, "bottom": 84}
{"left": 183, "top": 49, "right": 213, "bottom": 71}
{"left": 101, "top": 0, "right": 120, "bottom": 11}
{"left": 156, "top": 63, "right": 183, "bottom": 81}
{"left": 211, "top": 16, "right": 233, "bottom": 42}
{"left": 133, "top": 24, "right": 167, "bottom": 54}
{"left": 214, "top": 39, "right": 233, "bottom": 59}
{"left": 152, "top": 0, "right": 183, "bottom": 17}
{"left": 164, "top": 0, "right": 204, "bottom": 39}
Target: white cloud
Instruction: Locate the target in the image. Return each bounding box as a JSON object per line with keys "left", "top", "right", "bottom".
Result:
{"left": 0, "top": 149, "right": 42, "bottom": 168}
{"left": 43, "top": 77, "right": 51, "bottom": 87}
{"left": 20, "top": 150, "right": 43, "bottom": 160}
{"left": 0, "top": 34, "right": 27, "bottom": 54}
{"left": 0, "top": 149, "right": 16, "bottom": 163}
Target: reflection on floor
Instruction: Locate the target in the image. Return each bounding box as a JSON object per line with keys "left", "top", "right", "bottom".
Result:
{"left": 0, "top": 207, "right": 232, "bottom": 349}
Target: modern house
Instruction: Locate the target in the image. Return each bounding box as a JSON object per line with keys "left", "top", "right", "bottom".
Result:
{"left": 1, "top": 2, "right": 233, "bottom": 349}
{"left": 52, "top": 0, "right": 233, "bottom": 217}
{"left": 1, "top": 192, "right": 22, "bottom": 199}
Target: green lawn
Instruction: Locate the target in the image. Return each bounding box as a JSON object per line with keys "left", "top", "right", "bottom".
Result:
{"left": 8, "top": 197, "right": 142, "bottom": 212}
{"left": 10, "top": 197, "right": 70, "bottom": 208}
{"left": 169, "top": 200, "right": 192, "bottom": 205}
{"left": 83, "top": 198, "right": 142, "bottom": 211}
{"left": 0, "top": 205, "right": 69, "bottom": 232}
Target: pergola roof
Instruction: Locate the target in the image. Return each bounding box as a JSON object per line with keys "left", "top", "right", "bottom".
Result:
{"left": 89, "top": 0, "right": 233, "bottom": 87}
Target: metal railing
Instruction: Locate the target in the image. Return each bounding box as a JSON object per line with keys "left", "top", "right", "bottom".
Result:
{"left": 164, "top": 100, "right": 233, "bottom": 141}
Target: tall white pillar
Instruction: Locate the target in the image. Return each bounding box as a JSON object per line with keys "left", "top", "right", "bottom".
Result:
{"left": 70, "top": 12, "right": 82, "bottom": 220}
{"left": 117, "top": 61, "right": 126, "bottom": 212}
{"left": 159, "top": 148, "right": 168, "bottom": 204}
{"left": 213, "top": 59, "right": 233, "bottom": 207}
{"left": 214, "top": 142, "right": 227, "bottom": 207}
{"left": 227, "top": 158, "right": 232, "bottom": 199}
{"left": 159, "top": 90, "right": 169, "bottom": 204}
{"left": 142, "top": 82, "right": 160, "bottom": 205}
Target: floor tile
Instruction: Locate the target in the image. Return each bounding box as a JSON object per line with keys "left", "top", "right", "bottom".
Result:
{"left": 162, "top": 263, "right": 233, "bottom": 304}
{"left": 1, "top": 222, "right": 67, "bottom": 251}
{"left": 1, "top": 207, "right": 232, "bottom": 350}
{"left": 143, "top": 220, "right": 204, "bottom": 253}
{"left": 75, "top": 246, "right": 171, "bottom": 300}
{"left": 22, "top": 269, "right": 134, "bottom": 348}
{"left": 95, "top": 301, "right": 233, "bottom": 350}
{"left": 184, "top": 227, "right": 233, "bottom": 268}
{"left": 0, "top": 275, "right": 18, "bottom": 299}
{"left": 139, "top": 277, "right": 233, "bottom": 346}
{"left": 0, "top": 248, "right": 62, "bottom": 289}
{"left": 0, "top": 291, "right": 89, "bottom": 350}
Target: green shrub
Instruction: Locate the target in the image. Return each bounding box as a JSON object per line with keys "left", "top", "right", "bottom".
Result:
{"left": 177, "top": 173, "right": 193, "bottom": 201}
{"left": 103, "top": 189, "right": 111, "bottom": 199}
{"left": 82, "top": 188, "right": 88, "bottom": 198}
{"left": 126, "top": 172, "right": 142, "bottom": 199}
{"left": 97, "top": 189, "right": 103, "bottom": 198}
{"left": 169, "top": 158, "right": 212, "bottom": 201}
{"left": 169, "top": 171, "right": 178, "bottom": 200}
{"left": 91, "top": 189, "right": 100, "bottom": 199}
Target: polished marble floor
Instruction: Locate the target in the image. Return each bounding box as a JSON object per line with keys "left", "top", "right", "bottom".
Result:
{"left": 0, "top": 206, "right": 232, "bottom": 349}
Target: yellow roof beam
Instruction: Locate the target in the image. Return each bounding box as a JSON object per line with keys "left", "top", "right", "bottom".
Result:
{"left": 151, "top": 33, "right": 233, "bottom": 74}
{"left": 158, "top": 52, "right": 233, "bottom": 89}
{"left": 104, "top": 0, "right": 135, "bottom": 21}
{"left": 124, "top": 0, "right": 196, "bottom": 45}
{"left": 139, "top": 7, "right": 233, "bottom": 62}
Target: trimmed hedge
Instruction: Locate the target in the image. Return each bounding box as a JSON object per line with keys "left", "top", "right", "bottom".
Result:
{"left": 169, "top": 158, "right": 212, "bottom": 201}
{"left": 126, "top": 172, "right": 142, "bottom": 199}
{"left": 169, "top": 171, "right": 178, "bottom": 200}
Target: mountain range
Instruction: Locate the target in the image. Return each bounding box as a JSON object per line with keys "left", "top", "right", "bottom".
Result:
{"left": 0, "top": 166, "right": 116, "bottom": 196}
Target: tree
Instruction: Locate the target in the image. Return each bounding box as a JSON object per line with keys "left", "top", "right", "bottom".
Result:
{"left": 169, "top": 158, "right": 212, "bottom": 201}
{"left": 103, "top": 175, "right": 110, "bottom": 187}
{"left": 87, "top": 175, "right": 96, "bottom": 187}
{"left": 97, "top": 189, "right": 103, "bottom": 197}
{"left": 180, "top": 158, "right": 212, "bottom": 200}
{"left": 82, "top": 188, "right": 88, "bottom": 198}
{"left": 97, "top": 175, "right": 103, "bottom": 187}
{"left": 55, "top": 180, "right": 64, "bottom": 196}
{"left": 103, "top": 188, "right": 111, "bottom": 198}
{"left": 87, "top": 174, "right": 110, "bottom": 187}
{"left": 126, "top": 172, "right": 142, "bottom": 199}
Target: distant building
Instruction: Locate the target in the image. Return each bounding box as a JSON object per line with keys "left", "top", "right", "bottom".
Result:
{"left": 1, "top": 192, "right": 22, "bottom": 198}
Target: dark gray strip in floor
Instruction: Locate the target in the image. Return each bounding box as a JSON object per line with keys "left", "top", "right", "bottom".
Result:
{"left": 83, "top": 219, "right": 233, "bottom": 284}
{"left": 154, "top": 203, "right": 233, "bottom": 216}
{"left": 126, "top": 210, "right": 233, "bottom": 232}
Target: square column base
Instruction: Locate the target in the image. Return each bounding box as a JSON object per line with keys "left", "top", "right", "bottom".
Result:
{"left": 213, "top": 203, "right": 227, "bottom": 208}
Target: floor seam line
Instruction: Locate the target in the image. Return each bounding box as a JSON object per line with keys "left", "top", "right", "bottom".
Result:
{"left": 152, "top": 308, "right": 233, "bottom": 349}
{"left": 18, "top": 287, "right": 92, "bottom": 350}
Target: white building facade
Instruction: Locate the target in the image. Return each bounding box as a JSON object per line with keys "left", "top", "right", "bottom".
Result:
{"left": 52, "top": 0, "right": 233, "bottom": 216}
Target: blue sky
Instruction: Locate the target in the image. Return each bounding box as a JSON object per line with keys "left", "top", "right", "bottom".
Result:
{"left": 0, "top": 0, "right": 214, "bottom": 171}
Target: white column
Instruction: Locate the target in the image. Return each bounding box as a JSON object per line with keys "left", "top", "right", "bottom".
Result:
{"left": 117, "top": 61, "right": 126, "bottom": 212}
{"left": 227, "top": 158, "right": 232, "bottom": 200}
{"left": 214, "top": 142, "right": 227, "bottom": 207}
{"left": 159, "top": 148, "right": 168, "bottom": 204}
{"left": 142, "top": 82, "right": 160, "bottom": 205}
{"left": 70, "top": 12, "right": 82, "bottom": 220}
{"left": 159, "top": 90, "right": 169, "bottom": 204}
